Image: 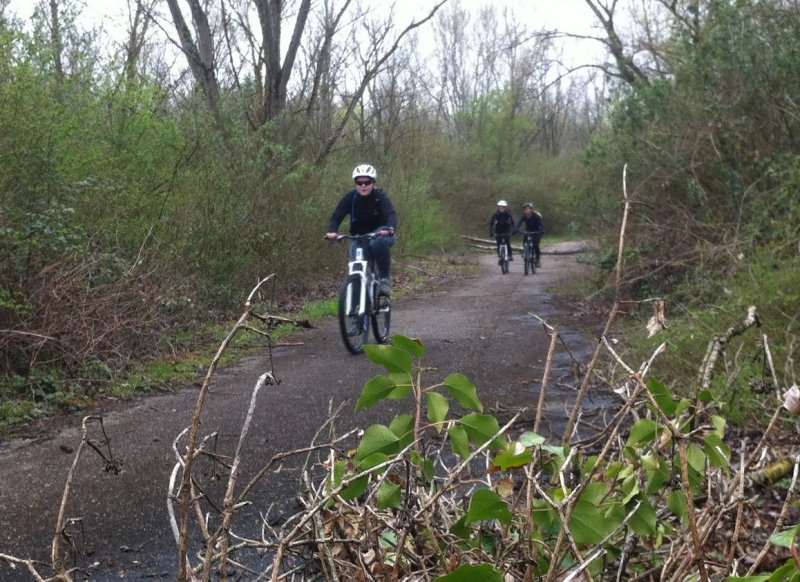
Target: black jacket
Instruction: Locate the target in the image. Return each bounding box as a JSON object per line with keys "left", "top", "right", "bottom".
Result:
{"left": 515, "top": 211, "right": 544, "bottom": 234}
{"left": 489, "top": 210, "right": 515, "bottom": 237}
{"left": 327, "top": 188, "right": 398, "bottom": 235}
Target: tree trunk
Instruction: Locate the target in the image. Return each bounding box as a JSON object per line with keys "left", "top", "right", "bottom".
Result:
{"left": 164, "top": 0, "right": 223, "bottom": 125}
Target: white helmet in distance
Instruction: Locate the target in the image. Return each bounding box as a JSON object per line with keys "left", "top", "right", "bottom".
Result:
{"left": 352, "top": 164, "right": 378, "bottom": 181}
{"left": 497, "top": 200, "right": 508, "bottom": 207}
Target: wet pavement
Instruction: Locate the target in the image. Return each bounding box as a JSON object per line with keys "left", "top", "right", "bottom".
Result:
{"left": 0, "top": 242, "right": 613, "bottom": 580}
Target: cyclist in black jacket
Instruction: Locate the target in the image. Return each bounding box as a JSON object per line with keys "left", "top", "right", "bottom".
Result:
{"left": 515, "top": 202, "right": 545, "bottom": 267}
{"left": 326, "top": 164, "right": 397, "bottom": 295}
{"left": 489, "top": 200, "right": 515, "bottom": 264}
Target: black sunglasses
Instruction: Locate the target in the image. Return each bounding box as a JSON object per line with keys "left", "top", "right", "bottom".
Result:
{"left": 355, "top": 180, "right": 374, "bottom": 187}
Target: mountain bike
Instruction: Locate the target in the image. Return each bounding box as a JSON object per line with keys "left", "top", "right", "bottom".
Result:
{"left": 496, "top": 234, "right": 511, "bottom": 274}
{"left": 329, "top": 233, "right": 391, "bottom": 354}
{"left": 520, "top": 230, "right": 543, "bottom": 275}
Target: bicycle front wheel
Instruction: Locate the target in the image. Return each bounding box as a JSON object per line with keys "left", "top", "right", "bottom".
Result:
{"left": 338, "top": 274, "right": 370, "bottom": 354}
{"left": 524, "top": 247, "right": 531, "bottom": 275}
{"left": 371, "top": 291, "right": 391, "bottom": 344}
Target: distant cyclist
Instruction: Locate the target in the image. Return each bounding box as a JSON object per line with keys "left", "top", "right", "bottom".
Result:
{"left": 326, "top": 164, "right": 398, "bottom": 296}
{"left": 515, "top": 202, "right": 545, "bottom": 267}
{"left": 489, "top": 200, "right": 515, "bottom": 264}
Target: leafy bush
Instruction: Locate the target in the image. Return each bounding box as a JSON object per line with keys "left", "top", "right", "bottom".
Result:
{"left": 265, "top": 335, "right": 799, "bottom": 580}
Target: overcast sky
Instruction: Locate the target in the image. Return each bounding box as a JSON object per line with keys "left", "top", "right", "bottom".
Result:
{"left": 5, "top": 0, "right": 606, "bottom": 67}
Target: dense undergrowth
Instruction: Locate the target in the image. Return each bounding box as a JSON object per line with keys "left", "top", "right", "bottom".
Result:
{"left": 592, "top": 244, "right": 799, "bottom": 428}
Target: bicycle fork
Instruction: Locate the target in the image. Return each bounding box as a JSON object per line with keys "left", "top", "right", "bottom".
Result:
{"left": 347, "top": 247, "right": 371, "bottom": 316}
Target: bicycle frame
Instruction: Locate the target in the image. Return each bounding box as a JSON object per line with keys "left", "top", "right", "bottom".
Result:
{"left": 520, "top": 230, "right": 541, "bottom": 275}
{"left": 330, "top": 232, "right": 391, "bottom": 354}
{"left": 523, "top": 234, "right": 535, "bottom": 257}
{"left": 345, "top": 245, "right": 374, "bottom": 317}
{"left": 497, "top": 234, "right": 510, "bottom": 274}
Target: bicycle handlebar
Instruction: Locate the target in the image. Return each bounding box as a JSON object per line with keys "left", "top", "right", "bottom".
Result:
{"left": 326, "top": 231, "right": 389, "bottom": 242}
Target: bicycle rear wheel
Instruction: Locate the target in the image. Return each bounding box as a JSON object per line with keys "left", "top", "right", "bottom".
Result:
{"left": 338, "top": 274, "right": 370, "bottom": 354}
{"left": 371, "top": 289, "right": 391, "bottom": 344}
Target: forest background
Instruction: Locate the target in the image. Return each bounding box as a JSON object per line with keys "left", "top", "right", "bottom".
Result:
{"left": 0, "top": 0, "right": 798, "bottom": 426}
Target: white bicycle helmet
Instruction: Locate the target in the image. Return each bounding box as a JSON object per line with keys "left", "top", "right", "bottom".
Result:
{"left": 497, "top": 200, "right": 508, "bottom": 207}
{"left": 352, "top": 164, "right": 378, "bottom": 181}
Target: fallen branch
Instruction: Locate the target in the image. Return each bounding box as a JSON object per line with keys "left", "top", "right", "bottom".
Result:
{"left": 698, "top": 306, "right": 761, "bottom": 391}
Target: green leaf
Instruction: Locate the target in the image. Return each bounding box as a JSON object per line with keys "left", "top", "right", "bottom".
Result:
{"left": 580, "top": 482, "right": 611, "bottom": 504}
{"left": 460, "top": 413, "right": 503, "bottom": 448}
{"left": 531, "top": 498, "right": 558, "bottom": 532}
{"left": 389, "top": 414, "right": 415, "bottom": 449}
{"left": 569, "top": 484, "right": 618, "bottom": 544}
{"left": 365, "top": 344, "right": 413, "bottom": 374}
{"left": 444, "top": 373, "right": 483, "bottom": 411}
{"left": 697, "top": 390, "right": 714, "bottom": 404}
{"left": 448, "top": 425, "right": 470, "bottom": 459}
{"left": 620, "top": 474, "right": 640, "bottom": 504}
{"left": 411, "top": 451, "right": 434, "bottom": 480}
{"left": 647, "top": 377, "right": 677, "bottom": 416}
{"left": 519, "top": 431, "right": 546, "bottom": 447}
{"left": 626, "top": 418, "right": 658, "bottom": 447}
{"left": 376, "top": 482, "right": 403, "bottom": 509}
{"left": 642, "top": 454, "right": 671, "bottom": 495}
{"left": 770, "top": 524, "right": 800, "bottom": 548}
{"left": 340, "top": 476, "right": 368, "bottom": 500}
{"left": 355, "top": 424, "right": 400, "bottom": 462}
{"left": 327, "top": 460, "right": 346, "bottom": 494}
{"left": 710, "top": 415, "right": 726, "bottom": 438}
{"left": 387, "top": 372, "right": 414, "bottom": 398}
{"left": 542, "top": 444, "right": 567, "bottom": 458}
{"left": 358, "top": 452, "right": 391, "bottom": 471}
{"left": 703, "top": 433, "right": 731, "bottom": 470}
{"left": 687, "top": 443, "right": 707, "bottom": 473}
{"left": 767, "top": 561, "right": 800, "bottom": 581}
{"left": 450, "top": 515, "right": 470, "bottom": 539}
{"left": 493, "top": 441, "right": 532, "bottom": 471}
{"left": 427, "top": 391, "right": 450, "bottom": 427}
{"left": 628, "top": 497, "right": 658, "bottom": 537}
{"left": 667, "top": 489, "right": 688, "bottom": 523}
{"left": 464, "top": 489, "right": 512, "bottom": 525}
{"left": 675, "top": 397, "right": 694, "bottom": 414}
{"left": 434, "top": 564, "right": 503, "bottom": 582}
{"left": 392, "top": 335, "right": 426, "bottom": 358}
{"left": 356, "top": 375, "right": 400, "bottom": 410}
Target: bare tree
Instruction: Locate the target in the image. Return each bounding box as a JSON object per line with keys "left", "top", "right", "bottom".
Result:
{"left": 430, "top": 1, "right": 473, "bottom": 134}
{"left": 121, "top": 0, "right": 157, "bottom": 85}
{"left": 314, "top": 1, "right": 448, "bottom": 163}
{"left": 48, "top": 0, "right": 65, "bottom": 85}
{"left": 163, "top": 0, "right": 224, "bottom": 126}
{"left": 584, "top": 0, "right": 649, "bottom": 86}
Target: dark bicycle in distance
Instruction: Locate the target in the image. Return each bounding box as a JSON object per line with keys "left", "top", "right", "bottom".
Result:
{"left": 518, "top": 230, "right": 543, "bottom": 275}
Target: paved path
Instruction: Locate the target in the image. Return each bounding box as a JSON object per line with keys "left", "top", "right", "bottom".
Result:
{"left": 0, "top": 244, "right": 607, "bottom": 580}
